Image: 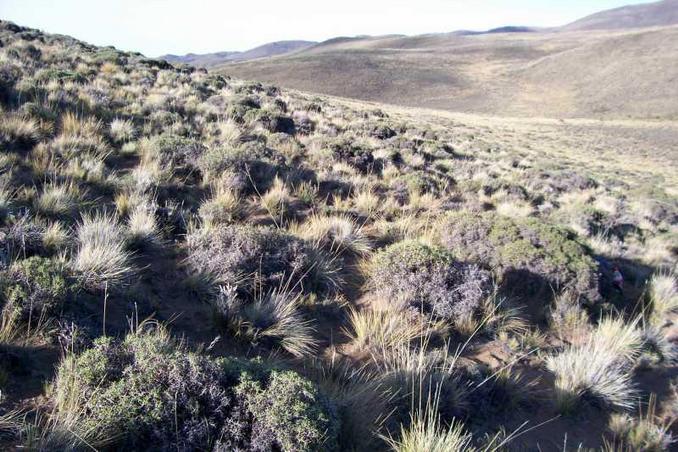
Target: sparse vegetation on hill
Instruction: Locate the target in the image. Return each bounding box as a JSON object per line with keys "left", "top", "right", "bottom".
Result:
{"left": 0, "top": 18, "right": 676, "bottom": 451}
{"left": 218, "top": 24, "right": 678, "bottom": 120}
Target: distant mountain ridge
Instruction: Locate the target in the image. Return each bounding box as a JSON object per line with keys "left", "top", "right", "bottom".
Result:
{"left": 562, "top": 0, "right": 678, "bottom": 31}
{"left": 161, "top": 28, "right": 538, "bottom": 68}
{"left": 454, "top": 26, "right": 539, "bottom": 36}
{"left": 160, "top": 0, "right": 678, "bottom": 119}
{"left": 161, "top": 40, "right": 316, "bottom": 67}
{"left": 162, "top": 0, "right": 678, "bottom": 69}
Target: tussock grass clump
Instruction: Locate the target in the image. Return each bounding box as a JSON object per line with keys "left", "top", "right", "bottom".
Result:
{"left": 345, "top": 307, "right": 430, "bottom": 353}
{"left": 353, "top": 188, "right": 381, "bottom": 218}
{"left": 549, "top": 291, "right": 591, "bottom": 341}
{"left": 606, "top": 395, "right": 674, "bottom": 451}
{"left": 0, "top": 179, "right": 13, "bottom": 220}
{"left": 310, "top": 355, "right": 391, "bottom": 450}
{"left": 383, "top": 394, "right": 474, "bottom": 452}
{"left": 387, "top": 414, "right": 473, "bottom": 452}
{"left": 0, "top": 115, "right": 40, "bottom": 150}
{"left": 109, "top": 118, "right": 135, "bottom": 143}
{"left": 130, "top": 158, "right": 165, "bottom": 193}
{"left": 71, "top": 212, "right": 133, "bottom": 290}
{"left": 296, "top": 214, "right": 371, "bottom": 255}
{"left": 198, "top": 188, "right": 241, "bottom": 228}
{"left": 294, "top": 180, "right": 319, "bottom": 205}
{"left": 126, "top": 199, "right": 160, "bottom": 249}
{"left": 34, "top": 180, "right": 82, "bottom": 218}
{"left": 224, "top": 288, "right": 318, "bottom": 357}
{"left": 42, "top": 221, "right": 70, "bottom": 253}
{"left": 546, "top": 317, "right": 643, "bottom": 413}
{"left": 647, "top": 272, "right": 678, "bottom": 328}
{"left": 60, "top": 111, "right": 101, "bottom": 138}
{"left": 260, "top": 175, "right": 293, "bottom": 219}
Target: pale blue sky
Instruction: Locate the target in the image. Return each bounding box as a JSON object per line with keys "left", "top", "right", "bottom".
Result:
{"left": 0, "top": 0, "right": 655, "bottom": 56}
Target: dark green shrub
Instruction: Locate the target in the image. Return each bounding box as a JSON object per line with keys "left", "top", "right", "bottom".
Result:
{"left": 438, "top": 212, "right": 599, "bottom": 301}
{"left": 1, "top": 256, "right": 69, "bottom": 320}
{"left": 226, "top": 95, "right": 261, "bottom": 123}
{"left": 197, "top": 140, "right": 283, "bottom": 192}
{"left": 370, "top": 241, "right": 492, "bottom": 322}
{"left": 235, "top": 370, "right": 339, "bottom": 451}
{"left": 390, "top": 171, "right": 448, "bottom": 200}
{"left": 53, "top": 328, "right": 339, "bottom": 451}
{"left": 56, "top": 330, "right": 232, "bottom": 450}
{"left": 34, "top": 68, "right": 86, "bottom": 84}
{"left": 0, "top": 62, "right": 21, "bottom": 103}
{"left": 93, "top": 47, "right": 126, "bottom": 65}
{"left": 330, "top": 139, "right": 378, "bottom": 174}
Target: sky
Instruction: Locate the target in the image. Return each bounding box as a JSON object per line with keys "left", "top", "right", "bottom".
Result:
{"left": 0, "top": 0, "right": 655, "bottom": 57}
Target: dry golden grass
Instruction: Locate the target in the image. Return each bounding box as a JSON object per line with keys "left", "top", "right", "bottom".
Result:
{"left": 295, "top": 214, "right": 371, "bottom": 255}
{"left": 344, "top": 307, "right": 430, "bottom": 354}
{"left": 546, "top": 316, "right": 643, "bottom": 413}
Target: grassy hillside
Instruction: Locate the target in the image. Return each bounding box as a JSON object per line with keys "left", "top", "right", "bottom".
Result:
{"left": 0, "top": 19, "right": 677, "bottom": 450}
{"left": 218, "top": 26, "right": 678, "bottom": 120}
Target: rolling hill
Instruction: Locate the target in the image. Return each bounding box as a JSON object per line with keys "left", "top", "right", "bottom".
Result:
{"left": 161, "top": 40, "right": 316, "bottom": 67}
{"left": 216, "top": 25, "right": 678, "bottom": 119}
{"left": 563, "top": 0, "right": 678, "bottom": 31}
{"left": 197, "top": 0, "right": 678, "bottom": 119}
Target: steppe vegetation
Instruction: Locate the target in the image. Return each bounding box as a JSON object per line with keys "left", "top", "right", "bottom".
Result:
{"left": 0, "top": 19, "right": 676, "bottom": 450}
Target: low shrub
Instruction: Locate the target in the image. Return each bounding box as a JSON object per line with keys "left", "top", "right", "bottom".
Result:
{"left": 0, "top": 256, "right": 70, "bottom": 321}
{"left": 438, "top": 212, "right": 599, "bottom": 302}
{"left": 370, "top": 241, "right": 492, "bottom": 324}
{"left": 52, "top": 329, "right": 229, "bottom": 450}
{"left": 0, "top": 217, "right": 44, "bottom": 265}
{"left": 330, "top": 139, "right": 379, "bottom": 174}
{"left": 197, "top": 141, "right": 282, "bottom": 191}
{"left": 186, "top": 224, "right": 340, "bottom": 297}
{"left": 140, "top": 134, "right": 205, "bottom": 171}
{"left": 49, "top": 325, "right": 339, "bottom": 451}
{"left": 236, "top": 370, "right": 339, "bottom": 451}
